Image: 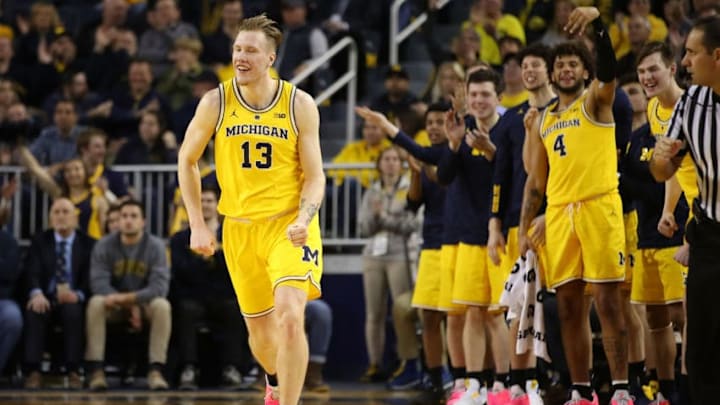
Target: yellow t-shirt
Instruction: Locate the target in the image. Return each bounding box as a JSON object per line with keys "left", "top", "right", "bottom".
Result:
{"left": 463, "top": 15, "right": 526, "bottom": 66}
{"left": 501, "top": 90, "right": 529, "bottom": 109}
{"left": 329, "top": 139, "right": 392, "bottom": 188}
{"left": 214, "top": 78, "right": 302, "bottom": 220}
{"left": 647, "top": 96, "right": 699, "bottom": 205}
{"left": 540, "top": 92, "right": 618, "bottom": 205}
{"left": 610, "top": 14, "right": 668, "bottom": 59}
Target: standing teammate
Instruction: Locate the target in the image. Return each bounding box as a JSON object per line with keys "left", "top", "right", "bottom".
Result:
{"left": 520, "top": 7, "right": 634, "bottom": 404}
{"left": 178, "top": 14, "right": 325, "bottom": 405}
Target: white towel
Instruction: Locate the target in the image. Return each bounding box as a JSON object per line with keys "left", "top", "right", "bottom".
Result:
{"left": 499, "top": 251, "right": 551, "bottom": 363}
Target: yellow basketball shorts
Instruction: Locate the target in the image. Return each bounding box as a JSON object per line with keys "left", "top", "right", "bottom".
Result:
{"left": 438, "top": 244, "right": 465, "bottom": 313}
{"left": 545, "top": 192, "right": 626, "bottom": 288}
{"left": 222, "top": 214, "right": 323, "bottom": 317}
{"left": 624, "top": 210, "right": 638, "bottom": 288}
{"left": 631, "top": 247, "right": 686, "bottom": 305}
{"left": 452, "top": 243, "right": 506, "bottom": 306}
{"left": 411, "top": 249, "right": 442, "bottom": 310}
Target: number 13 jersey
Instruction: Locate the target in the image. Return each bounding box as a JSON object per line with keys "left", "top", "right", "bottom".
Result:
{"left": 215, "top": 78, "right": 302, "bottom": 220}
{"left": 540, "top": 91, "right": 618, "bottom": 206}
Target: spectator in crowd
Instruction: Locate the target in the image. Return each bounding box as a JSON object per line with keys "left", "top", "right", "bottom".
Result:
{"left": 201, "top": 0, "right": 243, "bottom": 67}
{"left": 329, "top": 119, "right": 392, "bottom": 189}
{"left": 538, "top": 0, "right": 576, "bottom": 46}
{"left": 85, "top": 28, "right": 138, "bottom": 94}
{"left": 616, "top": 15, "right": 653, "bottom": 78}
{"left": 29, "top": 99, "right": 86, "bottom": 172}
{"left": 0, "top": 25, "right": 28, "bottom": 91}
{"left": 170, "top": 186, "right": 249, "bottom": 390}
{"left": 663, "top": 0, "right": 693, "bottom": 65}
{"left": 30, "top": 27, "right": 86, "bottom": 106}
{"left": 156, "top": 37, "right": 212, "bottom": 112}
{"left": 172, "top": 70, "right": 219, "bottom": 138}
{"left": 43, "top": 71, "right": 103, "bottom": 126}
{"left": 463, "top": 0, "right": 526, "bottom": 66}
{"left": 15, "top": 2, "right": 62, "bottom": 66}
{"left": 1, "top": 101, "right": 43, "bottom": 148}
{"left": 115, "top": 110, "right": 178, "bottom": 165}
{"left": 422, "top": 61, "right": 464, "bottom": 105}
{"left": 610, "top": 0, "right": 668, "bottom": 59}
{"left": 500, "top": 53, "right": 528, "bottom": 108}
{"left": 0, "top": 179, "right": 17, "bottom": 227}
{"left": 18, "top": 150, "right": 109, "bottom": 240}
{"left": 276, "top": 0, "right": 330, "bottom": 94}
{"left": 76, "top": 0, "right": 131, "bottom": 60}
{"left": 105, "top": 204, "right": 121, "bottom": 234}
{"left": 138, "top": 0, "right": 199, "bottom": 77}
{"left": 85, "top": 200, "right": 171, "bottom": 391}
{"left": 370, "top": 65, "right": 419, "bottom": 125}
{"left": 619, "top": 74, "right": 648, "bottom": 131}
{"left": 22, "top": 198, "right": 95, "bottom": 390}
{"left": 0, "top": 80, "right": 22, "bottom": 124}
{"left": 0, "top": 229, "right": 21, "bottom": 376}
{"left": 304, "top": 299, "right": 332, "bottom": 392}
{"left": 357, "top": 146, "right": 421, "bottom": 389}
{"left": 498, "top": 35, "right": 523, "bottom": 60}
{"left": 76, "top": 128, "right": 129, "bottom": 202}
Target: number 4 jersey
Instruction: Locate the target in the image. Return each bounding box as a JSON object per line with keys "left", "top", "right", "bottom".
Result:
{"left": 215, "top": 79, "right": 303, "bottom": 220}
{"left": 540, "top": 91, "right": 618, "bottom": 206}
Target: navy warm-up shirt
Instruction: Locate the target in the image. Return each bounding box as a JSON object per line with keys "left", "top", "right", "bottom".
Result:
{"left": 407, "top": 169, "right": 446, "bottom": 250}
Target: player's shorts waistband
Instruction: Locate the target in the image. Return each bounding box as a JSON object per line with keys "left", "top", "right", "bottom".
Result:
{"left": 226, "top": 208, "right": 296, "bottom": 224}
{"left": 548, "top": 190, "right": 618, "bottom": 208}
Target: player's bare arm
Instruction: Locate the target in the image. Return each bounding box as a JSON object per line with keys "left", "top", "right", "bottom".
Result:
{"left": 649, "top": 135, "right": 684, "bottom": 181}
{"left": 658, "top": 175, "right": 682, "bottom": 237}
{"left": 288, "top": 89, "right": 325, "bottom": 247}
{"left": 518, "top": 112, "right": 548, "bottom": 255}
{"left": 178, "top": 88, "right": 220, "bottom": 256}
{"left": 522, "top": 107, "right": 540, "bottom": 171}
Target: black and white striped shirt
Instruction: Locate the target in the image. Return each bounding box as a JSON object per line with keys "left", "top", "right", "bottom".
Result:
{"left": 667, "top": 85, "right": 720, "bottom": 221}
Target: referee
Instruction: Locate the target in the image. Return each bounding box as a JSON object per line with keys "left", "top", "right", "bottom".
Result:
{"left": 650, "top": 15, "right": 720, "bottom": 403}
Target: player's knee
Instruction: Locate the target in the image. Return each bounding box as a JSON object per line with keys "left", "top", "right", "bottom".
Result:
{"left": 646, "top": 305, "right": 671, "bottom": 329}
{"left": 277, "top": 307, "right": 305, "bottom": 340}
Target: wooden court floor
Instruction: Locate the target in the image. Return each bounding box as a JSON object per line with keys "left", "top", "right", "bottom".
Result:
{"left": 0, "top": 385, "right": 421, "bottom": 405}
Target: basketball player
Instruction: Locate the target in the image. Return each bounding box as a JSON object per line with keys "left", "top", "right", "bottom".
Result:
{"left": 520, "top": 7, "right": 634, "bottom": 405}
{"left": 177, "top": 14, "right": 325, "bottom": 405}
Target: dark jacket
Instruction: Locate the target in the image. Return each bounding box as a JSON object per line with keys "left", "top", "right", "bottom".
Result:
{"left": 0, "top": 231, "right": 21, "bottom": 300}
{"left": 25, "top": 229, "right": 96, "bottom": 301}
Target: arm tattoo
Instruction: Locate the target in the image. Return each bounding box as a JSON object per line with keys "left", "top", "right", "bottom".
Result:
{"left": 520, "top": 187, "right": 544, "bottom": 230}
{"left": 300, "top": 198, "right": 320, "bottom": 225}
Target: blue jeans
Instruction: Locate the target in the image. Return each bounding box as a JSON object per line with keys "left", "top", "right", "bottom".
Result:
{"left": 305, "top": 300, "right": 333, "bottom": 364}
{"left": 0, "top": 299, "right": 22, "bottom": 371}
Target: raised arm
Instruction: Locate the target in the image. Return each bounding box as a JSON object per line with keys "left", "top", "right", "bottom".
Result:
{"left": 287, "top": 90, "right": 326, "bottom": 248}
{"left": 17, "top": 145, "right": 62, "bottom": 198}
{"left": 178, "top": 89, "right": 220, "bottom": 256}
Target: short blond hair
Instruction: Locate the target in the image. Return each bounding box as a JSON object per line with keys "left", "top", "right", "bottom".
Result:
{"left": 236, "top": 14, "right": 283, "bottom": 50}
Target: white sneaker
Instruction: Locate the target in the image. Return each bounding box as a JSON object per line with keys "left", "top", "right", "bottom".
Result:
{"left": 525, "top": 380, "right": 544, "bottom": 405}
{"left": 455, "top": 387, "right": 488, "bottom": 405}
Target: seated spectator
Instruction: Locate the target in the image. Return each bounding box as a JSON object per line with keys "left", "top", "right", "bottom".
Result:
{"left": 22, "top": 198, "right": 95, "bottom": 390}
{"left": 84, "top": 28, "right": 137, "bottom": 95}
{"left": 462, "top": 0, "right": 526, "bottom": 67}
{"left": 1, "top": 101, "right": 43, "bottom": 148}
{"left": 610, "top": 0, "right": 668, "bottom": 59}
{"left": 370, "top": 65, "right": 420, "bottom": 125}
{"left": 0, "top": 25, "right": 29, "bottom": 93}
{"left": 114, "top": 110, "right": 178, "bottom": 164}
{"left": 76, "top": 0, "right": 132, "bottom": 61}
{"left": 616, "top": 15, "right": 652, "bottom": 78}
{"left": 30, "top": 27, "right": 87, "bottom": 108}
{"left": 17, "top": 151, "right": 109, "bottom": 240}
{"left": 538, "top": 0, "right": 576, "bottom": 46}
{"left": 168, "top": 147, "right": 217, "bottom": 236}
{"left": 105, "top": 204, "right": 121, "bottom": 234}
{"left": 0, "top": 229, "right": 21, "bottom": 376}
{"left": 77, "top": 128, "right": 130, "bottom": 202}
{"left": 170, "top": 186, "right": 249, "bottom": 390}
{"left": 85, "top": 200, "right": 171, "bottom": 391}
{"left": 29, "top": 99, "right": 87, "bottom": 173}
{"left": 329, "top": 119, "right": 392, "bottom": 189}
{"left": 42, "top": 71, "right": 103, "bottom": 126}
{"left": 304, "top": 299, "right": 332, "bottom": 392}
{"left": 15, "top": 2, "right": 62, "bottom": 66}
{"left": 138, "top": 0, "right": 199, "bottom": 77}
{"left": 156, "top": 37, "right": 212, "bottom": 112}
{"left": 422, "top": 61, "right": 464, "bottom": 105}
{"left": 201, "top": 0, "right": 243, "bottom": 68}
{"left": 357, "top": 146, "right": 421, "bottom": 388}
{"left": 277, "top": 0, "right": 331, "bottom": 95}
{"left": 500, "top": 53, "right": 528, "bottom": 109}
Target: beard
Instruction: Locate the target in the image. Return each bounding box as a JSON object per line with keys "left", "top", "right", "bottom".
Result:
{"left": 554, "top": 78, "right": 584, "bottom": 95}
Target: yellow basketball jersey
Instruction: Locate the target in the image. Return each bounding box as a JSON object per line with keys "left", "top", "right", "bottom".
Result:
{"left": 215, "top": 79, "right": 302, "bottom": 220}
{"left": 647, "top": 97, "right": 699, "bottom": 204}
{"left": 540, "top": 92, "right": 618, "bottom": 205}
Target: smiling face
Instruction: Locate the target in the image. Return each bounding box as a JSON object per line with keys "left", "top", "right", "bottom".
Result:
{"left": 232, "top": 30, "right": 276, "bottom": 86}
{"left": 467, "top": 81, "right": 500, "bottom": 120}
{"left": 62, "top": 159, "right": 87, "bottom": 189}
{"left": 552, "top": 54, "right": 588, "bottom": 94}
{"left": 425, "top": 111, "right": 447, "bottom": 144}
{"left": 637, "top": 51, "right": 675, "bottom": 98}
{"left": 521, "top": 55, "right": 549, "bottom": 91}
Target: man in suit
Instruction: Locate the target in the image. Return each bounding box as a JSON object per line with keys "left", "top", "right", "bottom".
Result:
{"left": 23, "top": 198, "right": 96, "bottom": 389}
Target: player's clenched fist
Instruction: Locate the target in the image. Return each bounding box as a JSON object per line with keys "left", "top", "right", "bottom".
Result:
{"left": 190, "top": 225, "right": 217, "bottom": 257}
{"left": 287, "top": 222, "right": 309, "bottom": 247}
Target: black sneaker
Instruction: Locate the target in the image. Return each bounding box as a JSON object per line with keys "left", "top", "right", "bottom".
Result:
{"left": 179, "top": 365, "right": 198, "bottom": 391}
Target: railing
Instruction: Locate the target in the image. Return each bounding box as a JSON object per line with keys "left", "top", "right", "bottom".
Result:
{"left": 290, "top": 36, "right": 358, "bottom": 144}
{"left": 0, "top": 163, "right": 375, "bottom": 248}
{"left": 389, "top": 0, "right": 451, "bottom": 65}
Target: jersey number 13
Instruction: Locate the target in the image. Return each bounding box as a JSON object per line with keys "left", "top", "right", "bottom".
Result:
{"left": 241, "top": 141, "right": 273, "bottom": 169}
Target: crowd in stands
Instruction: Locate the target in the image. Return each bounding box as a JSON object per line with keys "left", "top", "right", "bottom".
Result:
{"left": 0, "top": 0, "right": 716, "bottom": 398}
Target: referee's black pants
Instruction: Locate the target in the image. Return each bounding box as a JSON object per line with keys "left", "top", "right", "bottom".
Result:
{"left": 686, "top": 216, "right": 720, "bottom": 403}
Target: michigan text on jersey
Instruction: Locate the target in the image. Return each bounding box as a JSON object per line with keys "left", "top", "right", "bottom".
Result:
{"left": 225, "top": 124, "right": 289, "bottom": 139}
{"left": 540, "top": 118, "right": 581, "bottom": 139}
